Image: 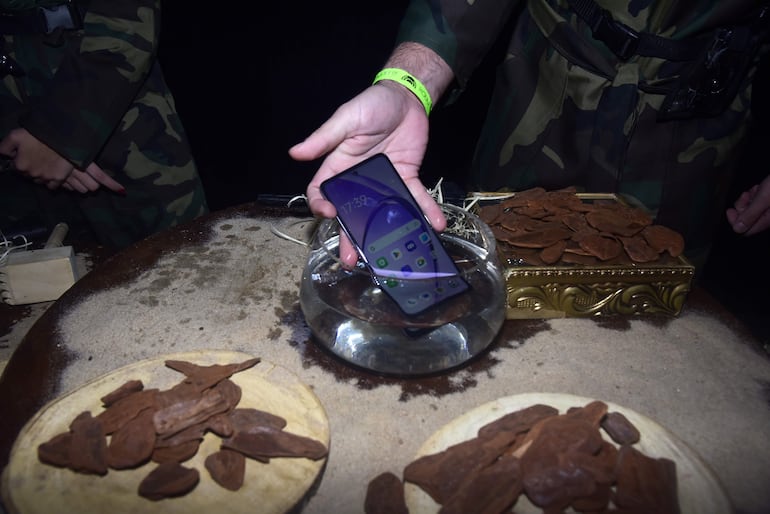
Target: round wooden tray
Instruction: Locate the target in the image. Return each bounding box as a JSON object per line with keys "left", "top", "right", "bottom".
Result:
{"left": 404, "top": 392, "right": 732, "bottom": 514}
{"left": 1, "top": 351, "right": 330, "bottom": 514}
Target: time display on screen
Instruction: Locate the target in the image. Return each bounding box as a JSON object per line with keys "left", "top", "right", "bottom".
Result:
{"left": 336, "top": 194, "right": 372, "bottom": 215}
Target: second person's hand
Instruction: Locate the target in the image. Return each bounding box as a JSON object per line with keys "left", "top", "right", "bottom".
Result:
{"left": 0, "top": 128, "right": 124, "bottom": 193}
{"left": 726, "top": 174, "right": 770, "bottom": 236}
{"left": 62, "top": 162, "right": 125, "bottom": 194}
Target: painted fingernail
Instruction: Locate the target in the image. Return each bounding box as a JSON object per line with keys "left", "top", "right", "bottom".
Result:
{"left": 118, "top": 187, "right": 127, "bottom": 196}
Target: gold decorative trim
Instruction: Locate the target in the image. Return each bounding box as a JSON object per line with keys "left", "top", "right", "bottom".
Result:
{"left": 505, "top": 264, "right": 694, "bottom": 318}
{"left": 469, "top": 190, "right": 695, "bottom": 318}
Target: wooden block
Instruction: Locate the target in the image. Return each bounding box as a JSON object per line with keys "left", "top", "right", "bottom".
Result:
{"left": 0, "top": 246, "right": 79, "bottom": 305}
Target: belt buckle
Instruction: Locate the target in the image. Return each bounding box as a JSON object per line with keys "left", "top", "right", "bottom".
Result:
{"left": 592, "top": 9, "right": 639, "bottom": 61}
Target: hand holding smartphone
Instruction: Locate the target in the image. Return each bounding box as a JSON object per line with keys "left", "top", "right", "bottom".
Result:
{"left": 319, "top": 153, "right": 469, "bottom": 316}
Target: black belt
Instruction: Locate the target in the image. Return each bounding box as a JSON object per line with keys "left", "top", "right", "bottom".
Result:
{"left": 565, "top": 0, "right": 770, "bottom": 120}
{"left": 567, "top": 0, "right": 708, "bottom": 61}
{"left": 0, "top": 3, "right": 82, "bottom": 35}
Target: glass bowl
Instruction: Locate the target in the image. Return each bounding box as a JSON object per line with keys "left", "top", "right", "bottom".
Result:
{"left": 299, "top": 203, "right": 506, "bottom": 376}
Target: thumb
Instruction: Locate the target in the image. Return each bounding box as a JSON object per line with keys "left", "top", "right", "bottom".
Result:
{"left": 289, "top": 104, "right": 358, "bottom": 162}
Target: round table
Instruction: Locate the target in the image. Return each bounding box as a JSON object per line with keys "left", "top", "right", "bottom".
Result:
{"left": 1, "top": 203, "right": 769, "bottom": 513}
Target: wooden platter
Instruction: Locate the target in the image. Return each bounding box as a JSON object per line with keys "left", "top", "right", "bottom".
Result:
{"left": 404, "top": 392, "right": 733, "bottom": 514}
{"left": 1, "top": 351, "right": 330, "bottom": 514}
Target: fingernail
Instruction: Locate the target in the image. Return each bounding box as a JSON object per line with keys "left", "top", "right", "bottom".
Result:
{"left": 118, "top": 187, "right": 126, "bottom": 196}
{"left": 734, "top": 221, "right": 747, "bottom": 233}
{"left": 342, "top": 249, "right": 356, "bottom": 263}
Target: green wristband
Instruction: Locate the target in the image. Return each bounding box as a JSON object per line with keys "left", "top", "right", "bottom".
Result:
{"left": 373, "top": 68, "right": 433, "bottom": 116}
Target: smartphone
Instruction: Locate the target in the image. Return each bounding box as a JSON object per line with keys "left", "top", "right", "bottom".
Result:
{"left": 320, "top": 153, "right": 469, "bottom": 316}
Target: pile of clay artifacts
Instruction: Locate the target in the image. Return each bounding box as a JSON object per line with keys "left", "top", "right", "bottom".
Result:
{"left": 36, "top": 357, "right": 328, "bottom": 501}
{"left": 364, "top": 400, "right": 680, "bottom": 514}
{"left": 475, "top": 187, "right": 685, "bottom": 266}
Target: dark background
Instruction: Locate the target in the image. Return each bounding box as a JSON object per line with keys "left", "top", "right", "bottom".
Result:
{"left": 157, "top": 2, "right": 769, "bottom": 348}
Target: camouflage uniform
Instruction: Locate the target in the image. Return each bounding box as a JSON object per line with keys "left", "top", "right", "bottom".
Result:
{"left": 0, "top": 0, "right": 208, "bottom": 249}
{"left": 397, "top": 0, "right": 768, "bottom": 267}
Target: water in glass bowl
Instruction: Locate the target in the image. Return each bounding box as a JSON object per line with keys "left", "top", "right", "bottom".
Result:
{"left": 300, "top": 204, "right": 506, "bottom": 376}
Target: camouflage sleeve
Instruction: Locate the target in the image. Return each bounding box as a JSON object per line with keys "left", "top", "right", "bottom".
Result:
{"left": 19, "top": 0, "right": 160, "bottom": 169}
{"left": 395, "top": 0, "right": 524, "bottom": 90}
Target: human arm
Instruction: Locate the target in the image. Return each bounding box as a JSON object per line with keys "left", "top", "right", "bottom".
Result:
{"left": 292, "top": 0, "right": 521, "bottom": 217}
{"left": 18, "top": 0, "right": 161, "bottom": 172}
{"left": 0, "top": 128, "right": 125, "bottom": 193}
{"left": 289, "top": 42, "right": 454, "bottom": 265}
{"left": 290, "top": 42, "right": 453, "bottom": 220}
{"left": 726, "top": 174, "right": 770, "bottom": 236}
{"left": 291, "top": 0, "right": 521, "bottom": 265}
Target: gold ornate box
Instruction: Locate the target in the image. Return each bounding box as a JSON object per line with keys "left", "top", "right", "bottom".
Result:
{"left": 470, "top": 192, "right": 695, "bottom": 319}
{"left": 502, "top": 259, "right": 694, "bottom": 318}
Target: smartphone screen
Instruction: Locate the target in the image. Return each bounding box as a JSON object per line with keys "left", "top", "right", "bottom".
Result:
{"left": 320, "top": 153, "right": 470, "bottom": 316}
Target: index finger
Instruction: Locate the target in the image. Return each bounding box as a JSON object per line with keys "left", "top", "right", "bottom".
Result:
{"left": 85, "top": 162, "right": 125, "bottom": 193}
